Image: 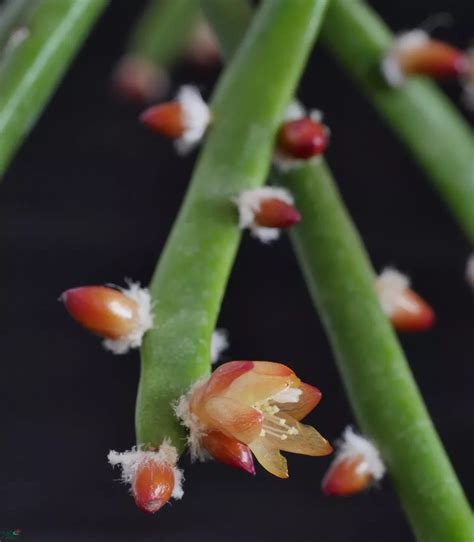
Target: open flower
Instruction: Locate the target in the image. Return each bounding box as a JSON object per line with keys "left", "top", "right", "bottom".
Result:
{"left": 108, "top": 441, "right": 184, "bottom": 514}
{"left": 176, "top": 361, "right": 332, "bottom": 478}
{"left": 140, "top": 85, "right": 211, "bottom": 154}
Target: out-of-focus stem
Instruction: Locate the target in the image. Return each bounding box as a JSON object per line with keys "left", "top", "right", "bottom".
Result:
{"left": 126, "top": 0, "right": 199, "bottom": 68}
{"left": 136, "top": 0, "right": 329, "bottom": 451}
{"left": 0, "top": 0, "right": 107, "bottom": 177}
{"left": 321, "top": 0, "right": 474, "bottom": 243}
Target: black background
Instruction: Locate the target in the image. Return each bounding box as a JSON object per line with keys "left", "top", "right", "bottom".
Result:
{"left": 0, "top": 1, "right": 473, "bottom": 541}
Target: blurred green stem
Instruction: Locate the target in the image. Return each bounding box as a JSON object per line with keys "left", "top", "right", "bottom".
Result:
{"left": 321, "top": 0, "right": 474, "bottom": 243}
{"left": 0, "top": 0, "right": 107, "bottom": 178}
{"left": 126, "top": 0, "right": 199, "bottom": 68}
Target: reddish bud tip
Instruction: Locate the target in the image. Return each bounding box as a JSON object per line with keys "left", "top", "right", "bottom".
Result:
{"left": 277, "top": 117, "right": 328, "bottom": 159}
{"left": 322, "top": 455, "right": 372, "bottom": 497}
{"left": 61, "top": 286, "right": 139, "bottom": 339}
{"left": 140, "top": 102, "right": 185, "bottom": 138}
{"left": 254, "top": 198, "right": 301, "bottom": 229}
{"left": 113, "top": 55, "right": 169, "bottom": 104}
{"left": 132, "top": 460, "right": 175, "bottom": 514}
{"left": 390, "top": 288, "right": 435, "bottom": 332}
{"left": 400, "top": 40, "right": 466, "bottom": 79}
{"left": 201, "top": 431, "right": 256, "bottom": 475}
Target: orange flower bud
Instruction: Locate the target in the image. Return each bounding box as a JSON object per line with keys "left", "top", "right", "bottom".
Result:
{"left": 382, "top": 30, "right": 467, "bottom": 87}
{"left": 376, "top": 268, "right": 435, "bottom": 332}
{"left": 277, "top": 117, "right": 329, "bottom": 159}
{"left": 108, "top": 442, "right": 184, "bottom": 513}
{"left": 133, "top": 459, "right": 175, "bottom": 514}
{"left": 322, "top": 427, "right": 385, "bottom": 497}
{"left": 201, "top": 431, "right": 255, "bottom": 475}
{"left": 322, "top": 455, "right": 372, "bottom": 496}
{"left": 140, "top": 102, "right": 185, "bottom": 138}
{"left": 62, "top": 286, "right": 139, "bottom": 339}
{"left": 253, "top": 198, "right": 301, "bottom": 229}
{"left": 139, "top": 86, "right": 211, "bottom": 154}
{"left": 61, "top": 282, "right": 153, "bottom": 354}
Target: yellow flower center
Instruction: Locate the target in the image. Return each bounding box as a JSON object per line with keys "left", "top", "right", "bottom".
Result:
{"left": 254, "top": 398, "right": 299, "bottom": 441}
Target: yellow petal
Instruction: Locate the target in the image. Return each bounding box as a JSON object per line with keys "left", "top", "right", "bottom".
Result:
{"left": 204, "top": 396, "right": 263, "bottom": 444}
{"left": 249, "top": 438, "right": 289, "bottom": 479}
{"left": 265, "top": 415, "right": 333, "bottom": 457}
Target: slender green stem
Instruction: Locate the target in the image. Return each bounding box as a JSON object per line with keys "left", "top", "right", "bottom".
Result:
{"left": 0, "top": 0, "right": 107, "bottom": 178}
{"left": 321, "top": 0, "right": 474, "bottom": 243}
{"left": 200, "top": 0, "right": 253, "bottom": 61}
{"left": 136, "top": 0, "right": 330, "bottom": 452}
{"left": 205, "top": 3, "right": 474, "bottom": 540}
{"left": 126, "top": 0, "right": 199, "bottom": 67}
{"left": 282, "top": 162, "right": 474, "bottom": 542}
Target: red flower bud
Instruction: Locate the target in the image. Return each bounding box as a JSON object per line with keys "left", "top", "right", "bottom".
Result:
{"left": 277, "top": 117, "right": 329, "bottom": 159}
{"left": 253, "top": 198, "right": 301, "bottom": 229}
{"left": 201, "top": 430, "right": 256, "bottom": 475}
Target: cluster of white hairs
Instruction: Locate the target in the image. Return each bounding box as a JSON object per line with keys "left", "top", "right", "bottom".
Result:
{"left": 335, "top": 426, "right": 386, "bottom": 481}
{"left": 232, "top": 186, "right": 295, "bottom": 243}
{"left": 174, "top": 377, "right": 210, "bottom": 462}
{"left": 103, "top": 281, "right": 154, "bottom": 354}
{"left": 108, "top": 440, "right": 184, "bottom": 500}
{"left": 465, "top": 254, "right": 474, "bottom": 290}
{"left": 381, "top": 29, "right": 430, "bottom": 87}
{"left": 210, "top": 328, "right": 229, "bottom": 364}
{"left": 173, "top": 85, "right": 211, "bottom": 155}
{"left": 375, "top": 267, "right": 409, "bottom": 316}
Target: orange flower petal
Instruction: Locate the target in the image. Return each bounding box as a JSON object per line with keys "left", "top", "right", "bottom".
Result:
{"left": 390, "top": 288, "right": 435, "bottom": 332}
{"left": 204, "top": 361, "right": 254, "bottom": 398}
{"left": 276, "top": 383, "right": 322, "bottom": 421}
{"left": 249, "top": 438, "right": 288, "bottom": 479}
{"left": 223, "top": 362, "right": 300, "bottom": 405}
{"left": 204, "top": 396, "right": 263, "bottom": 444}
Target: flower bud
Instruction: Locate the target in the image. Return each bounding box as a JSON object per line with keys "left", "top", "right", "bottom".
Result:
{"left": 382, "top": 30, "right": 467, "bottom": 87}
{"left": 140, "top": 85, "right": 211, "bottom": 154}
{"left": 113, "top": 55, "right": 169, "bottom": 103}
{"left": 133, "top": 459, "right": 175, "bottom": 513}
{"left": 201, "top": 430, "right": 256, "bottom": 475}
{"left": 233, "top": 187, "right": 300, "bottom": 243}
{"left": 61, "top": 282, "right": 153, "bottom": 354}
{"left": 375, "top": 268, "right": 435, "bottom": 332}
{"left": 322, "top": 427, "right": 385, "bottom": 497}
{"left": 322, "top": 455, "right": 372, "bottom": 496}
{"left": 277, "top": 117, "right": 329, "bottom": 160}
